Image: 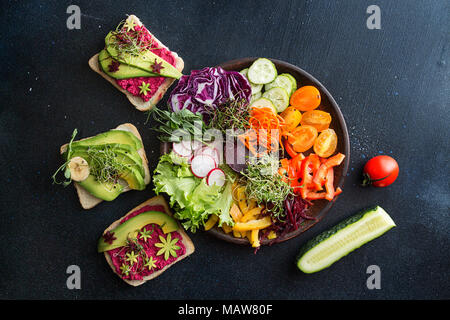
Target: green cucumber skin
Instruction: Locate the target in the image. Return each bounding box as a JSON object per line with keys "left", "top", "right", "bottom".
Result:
{"left": 296, "top": 206, "right": 393, "bottom": 273}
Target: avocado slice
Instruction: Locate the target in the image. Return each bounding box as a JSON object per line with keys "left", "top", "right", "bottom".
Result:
{"left": 105, "top": 31, "right": 182, "bottom": 79}
{"left": 68, "top": 143, "right": 145, "bottom": 178}
{"left": 68, "top": 146, "right": 146, "bottom": 193}
{"left": 97, "top": 211, "right": 179, "bottom": 252}
{"left": 98, "top": 49, "right": 159, "bottom": 79}
{"left": 78, "top": 174, "right": 123, "bottom": 201}
{"left": 119, "top": 165, "right": 146, "bottom": 190}
{"left": 71, "top": 129, "right": 143, "bottom": 151}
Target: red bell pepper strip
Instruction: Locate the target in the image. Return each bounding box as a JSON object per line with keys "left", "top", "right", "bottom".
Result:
{"left": 312, "top": 153, "right": 346, "bottom": 188}
{"left": 325, "top": 167, "right": 335, "bottom": 201}
{"left": 305, "top": 191, "right": 327, "bottom": 200}
{"left": 291, "top": 152, "right": 305, "bottom": 173}
{"left": 284, "top": 139, "right": 298, "bottom": 158}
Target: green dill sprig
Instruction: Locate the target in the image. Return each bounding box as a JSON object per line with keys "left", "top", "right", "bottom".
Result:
{"left": 147, "top": 106, "right": 209, "bottom": 143}
{"left": 240, "top": 155, "right": 294, "bottom": 220}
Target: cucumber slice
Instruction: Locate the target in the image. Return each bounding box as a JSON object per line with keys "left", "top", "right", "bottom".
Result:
{"left": 262, "top": 87, "right": 290, "bottom": 113}
{"left": 250, "top": 82, "right": 263, "bottom": 95}
{"left": 247, "top": 58, "right": 278, "bottom": 84}
{"left": 297, "top": 206, "right": 396, "bottom": 274}
{"left": 265, "top": 74, "right": 294, "bottom": 97}
{"left": 282, "top": 73, "right": 298, "bottom": 95}
{"left": 250, "top": 92, "right": 262, "bottom": 103}
{"left": 239, "top": 68, "right": 248, "bottom": 76}
{"left": 249, "top": 97, "right": 277, "bottom": 114}
{"left": 240, "top": 67, "right": 263, "bottom": 94}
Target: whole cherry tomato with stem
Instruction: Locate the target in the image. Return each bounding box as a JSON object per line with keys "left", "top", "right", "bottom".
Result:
{"left": 362, "top": 155, "right": 399, "bottom": 187}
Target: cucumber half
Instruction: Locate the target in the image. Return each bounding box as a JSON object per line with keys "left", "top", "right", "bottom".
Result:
{"left": 297, "top": 206, "right": 396, "bottom": 273}
{"left": 247, "top": 58, "right": 278, "bottom": 84}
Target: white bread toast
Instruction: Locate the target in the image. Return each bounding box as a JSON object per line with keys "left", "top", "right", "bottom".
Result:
{"left": 60, "top": 123, "right": 150, "bottom": 210}
{"left": 102, "top": 195, "right": 195, "bottom": 286}
{"left": 88, "top": 15, "right": 184, "bottom": 111}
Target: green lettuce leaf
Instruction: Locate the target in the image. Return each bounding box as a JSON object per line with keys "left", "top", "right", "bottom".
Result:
{"left": 153, "top": 151, "right": 235, "bottom": 232}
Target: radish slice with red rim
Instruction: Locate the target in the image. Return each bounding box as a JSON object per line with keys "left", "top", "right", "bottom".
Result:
{"left": 172, "top": 142, "right": 192, "bottom": 158}
{"left": 195, "top": 146, "right": 220, "bottom": 164}
{"left": 190, "top": 154, "right": 217, "bottom": 178}
{"left": 181, "top": 139, "right": 203, "bottom": 152}
{"left": 206, "top": 168, "right": 226, "bottom": 187}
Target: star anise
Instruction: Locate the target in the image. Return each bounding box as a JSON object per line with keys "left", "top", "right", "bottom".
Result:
{"left": 102, "top": 231, "right": 116, "bottom": 245}
{"left": 108, "top": 60, "right": 120, "bottom": 73}
{"left": 151, "top": 59, "right": 164, "bottom": 74}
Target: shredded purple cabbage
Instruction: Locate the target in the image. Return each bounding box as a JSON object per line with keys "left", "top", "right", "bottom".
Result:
{"left": 169, "top": 67, "right": 252, "bottom": 114}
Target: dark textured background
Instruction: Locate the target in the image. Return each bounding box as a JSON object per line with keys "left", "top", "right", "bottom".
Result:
{"left": 0, "top": 0, "right": 449, "bottom": 300}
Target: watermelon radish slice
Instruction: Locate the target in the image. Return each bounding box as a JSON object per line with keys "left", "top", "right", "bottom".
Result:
{"left": 190, "top": 154, "right": 217, "bottom": 178}
{"left": 206, "top": 168, "right": 226, "bottom": 187}
{"left": 172, "top": 142, "right": 192, "bottom": 158}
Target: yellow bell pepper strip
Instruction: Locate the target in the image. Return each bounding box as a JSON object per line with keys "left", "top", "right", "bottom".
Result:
{"left": 229, "top": 203, "right": 243, "bottom": 222}
{"left": 233, "top": 230, "right": 243, "bottom": 238}
{"left": 222, "top": 224, "right": 232, "bottom": 234}
{"left": 232, "top": 216, "right": 272, "bottom": 232}
{"left": 267, "top": 231, "right": 277, "bottom": 240}
{"left": 241, "top": 207, "right": 263, "bottom": 222}
{"left": 204, "top": 215, "right": 219, "bottom": 231}
{"left": 247, "top": 199, "right": 257, "bottom": 211}
{"left": 250, "top": 229, "right": 260, "bottom": 248}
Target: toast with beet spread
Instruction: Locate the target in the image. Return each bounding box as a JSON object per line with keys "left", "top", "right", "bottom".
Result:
{"left": 100, "top": 195, "right": 195, "bottom": 286}
{"left": 88, "top": 15, "right": 184, "bottom": 111}
{"left": 59, "top": 123, "right": 150, "bottom": 209}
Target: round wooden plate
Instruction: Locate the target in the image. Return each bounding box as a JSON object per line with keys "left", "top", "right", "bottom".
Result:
{"left": 161, "top": 57, "right": 350, "bottom": 246}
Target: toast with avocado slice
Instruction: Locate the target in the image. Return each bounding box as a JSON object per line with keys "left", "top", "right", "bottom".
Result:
{"left": 100, "top": 195, "right": 195, "bottom": 286}
{"left": 60, "top": 123, "right": 150, "bottom": 209}
{"left": 88, "top": 15, "right": 185, "bottom": 112}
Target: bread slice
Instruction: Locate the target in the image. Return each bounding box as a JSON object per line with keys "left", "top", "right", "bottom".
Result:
{"left": 60, "top": 123, "right": 150, "bottom": 210}
{"left": 88, "top": 15, "right": 184, "bottom": 111}
{"left": 102, "top": 195, "right": 195, "bottom": 286}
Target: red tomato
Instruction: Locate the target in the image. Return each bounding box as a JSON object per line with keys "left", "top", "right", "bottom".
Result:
{"left": 362, "top": 155, "right": 399, "bottom": 187}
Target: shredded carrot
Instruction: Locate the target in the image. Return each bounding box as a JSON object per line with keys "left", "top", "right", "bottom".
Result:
{"left": 239, "top": 107, "right": 286, "bottom": 156}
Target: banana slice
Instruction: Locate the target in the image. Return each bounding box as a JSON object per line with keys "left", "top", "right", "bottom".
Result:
{"left": 68, "top": 157, "right": 90, "bottom": 182}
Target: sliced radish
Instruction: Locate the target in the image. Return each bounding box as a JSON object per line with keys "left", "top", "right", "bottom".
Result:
{"left": 190, "top": 154, "right": 217, "bottom": 178}
{"left": 191, "top": 140, "right": 203, "bottom": 152}
{"left": 206, "top": 168, "right": 226, "bottom": 187}
{"left": 195, "top": 146, "right": 220, "bottom": 164}
{"left": 181, "top": 139, "right": 203, "bottom": 153}
{"left": 172, "top": 142, "right": 192, "bottom": 158}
